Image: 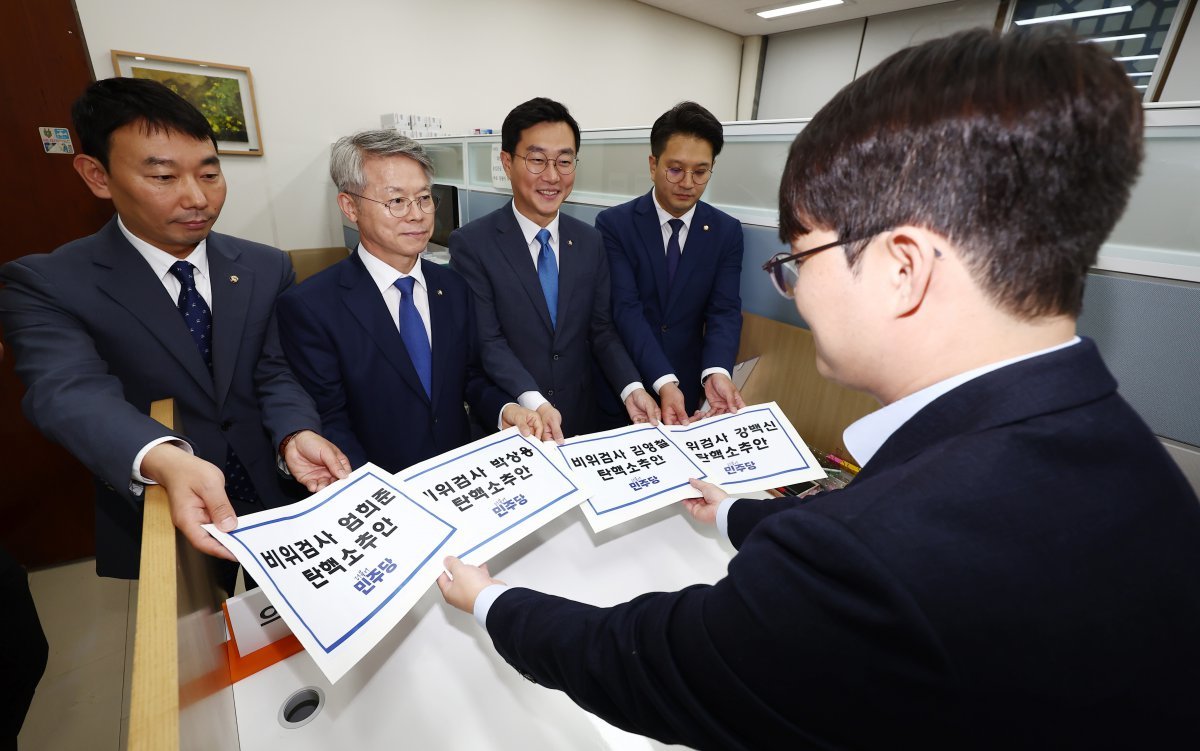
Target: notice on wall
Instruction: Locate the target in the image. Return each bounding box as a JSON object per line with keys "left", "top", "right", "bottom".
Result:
{"left": 38, "top": 126, "right": 74, "bottom": 154}
{"left": 557, "top": 424, "right": 707, "bottom": 533}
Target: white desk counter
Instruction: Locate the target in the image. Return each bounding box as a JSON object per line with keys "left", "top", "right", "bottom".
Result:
{"left": 231, "top": 502, "right": 737, "bottom": 750}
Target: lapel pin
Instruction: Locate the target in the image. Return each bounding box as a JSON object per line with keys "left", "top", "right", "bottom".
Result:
{"left": 567, "top": 239, "right": 573, "bottom": 246}
{"left": 436, "top": 289, "right": 443, "bottom": 296}
{"left": 229, "top": 275, "right": 239, "bottom": 283}
{"left": 703, "top": 225, "right": 710, "bottom": 231}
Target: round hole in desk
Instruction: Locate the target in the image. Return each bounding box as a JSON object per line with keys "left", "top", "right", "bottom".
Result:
{"left": 278, "top": 686, "right": 325, "bottom": 729}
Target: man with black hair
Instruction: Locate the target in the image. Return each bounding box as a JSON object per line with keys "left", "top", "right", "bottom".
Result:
{"left": 0, "top": 78, "right": 349, "bottom": 583}
{"left": 450, "top": 97, "right": 659, "bottom": 439}
{"left": 439, "top": 31, "right": 1200, "bottom": 749}
{"left": 597, "top": 102, "right": 745, "bottom": 421}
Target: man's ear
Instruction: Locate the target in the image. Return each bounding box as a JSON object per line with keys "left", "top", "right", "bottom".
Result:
{"left": 882, "top": 226, "right": 940, "bottom": 318}
{"left": 648, "top": 154, "right": 657, "bottom": 181}
{"left": 73, "top": 154, "right": 112, "bottom": 199}
{"left": 337, "top": 192, "right": 359, "bottom": 223}
{"left": 500, "top": 150, "right": 514, "bottom": 181}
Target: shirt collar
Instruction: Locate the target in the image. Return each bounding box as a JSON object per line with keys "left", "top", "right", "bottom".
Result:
{"left": 652, "top": 191, "right": 697, "bottom": 231}
{"left": 843, "top": 336, "right": 1082, "bottom": 467}
{"left": 357, "top": 243, "right": 426, "bottom": 294}
{"left": 511, "top": 202, "right": 560, "bottom": 248}
{"left": 117, "top": 215, "right": 209, "bottom": 282}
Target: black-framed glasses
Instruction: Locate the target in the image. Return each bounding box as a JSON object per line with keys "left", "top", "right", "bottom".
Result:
{"left": 664, "top": 166, "right": 712, "bottom": 185}
{"left": 762, "top": 234, "right": 877, "bottom": 299}
{"left": 346, "top": 191, "right": 439, "bottom": 218}
{"left": 512, "top": 151, "right": 578, "bottom": 175}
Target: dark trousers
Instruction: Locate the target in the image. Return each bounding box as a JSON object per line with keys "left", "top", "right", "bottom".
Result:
{"left": 0, "top": 547, "right": 48, "bottom": 750}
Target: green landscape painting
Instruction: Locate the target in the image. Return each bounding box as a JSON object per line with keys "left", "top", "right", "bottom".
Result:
{"left": 132, "top": 67, "right": 250, "bottom": 142}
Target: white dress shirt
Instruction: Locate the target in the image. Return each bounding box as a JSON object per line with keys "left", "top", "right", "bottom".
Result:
{"left": 509, "top": 203, "right": 642, "bottom": 408}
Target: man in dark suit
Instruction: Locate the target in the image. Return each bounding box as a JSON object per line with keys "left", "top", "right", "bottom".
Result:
{"left": 276, "top": 131, "right": 541, "bottom": 473}
{"left": 0, "top": 79, "right": 348, "bottom": 581}
{"left": 438, "top": 30, "right": 1200, "bottom": 748}
{"left": 597, "top": 102, "right": 744, "bottom": 422}
{"left": 450, "top": 98, "right": 660, "bottom": 440}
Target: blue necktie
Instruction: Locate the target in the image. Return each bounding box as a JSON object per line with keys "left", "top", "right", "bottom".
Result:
{"left": 394, "top": 276, "right": 432, "bottom": 398}
{"left": 167, "top": 261, "right": 256, "bottom": 504}
{"left": 536, "top": 228, "right": 558, "bottom": 328}
{"left": 665, "top": 218, "right": 684, "bottom": 285}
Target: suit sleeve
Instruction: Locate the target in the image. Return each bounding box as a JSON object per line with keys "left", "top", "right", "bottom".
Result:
{"left": 0, "top": 260, "right": 184, "bottom": 499}
{"left": 587, "top": 238, "right": 641, "bottom": 394}
{"left": 274, "top": 288, "right": 368, "bottom": 469}
{"left": 449, "top": 228, "right": 542, "bottom": 398}
{"left": 460, "top": 290, "right": 516, "bottom": 428}
{"left": 252, "top": 257, "right": 323, "bottom": 450}
{"left": 597, "top": 210, "right": 675, "bottom": 386}
{"left": 700, "top": 222, "right": 744, "bottom": 375}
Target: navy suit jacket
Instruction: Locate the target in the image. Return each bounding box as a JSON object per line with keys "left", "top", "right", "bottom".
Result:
{"left": 275, "top": 252, "right": 510, "bottom": 474}
{"left": 485, "top": 339, "right": 1200, "bottom": 750}
{"left": 0, "top": 218, "right": 319, "bottom": 579}
{"left": 450, "top": 204, "right": 640, "bottom": 437}
{"left": 597, "top": 192, "right": 743, "bottom": 413}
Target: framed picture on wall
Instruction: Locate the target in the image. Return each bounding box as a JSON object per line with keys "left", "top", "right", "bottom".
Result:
{"left": 111, "top": 50, "right": 264, "bottom": 156}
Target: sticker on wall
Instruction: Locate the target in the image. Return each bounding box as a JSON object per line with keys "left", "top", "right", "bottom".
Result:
{"left": 39, "top": 127, "right": 74, "bottom": 155}
{"left": 491, "top": 143, "right": 511, "bottom": 190}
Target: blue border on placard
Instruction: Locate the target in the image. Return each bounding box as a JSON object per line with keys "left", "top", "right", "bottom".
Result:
{"left": 402, "top": 432, "right": 580, "bottom": 559}
{"left": 226, "top": 471, "right": 455, "bottom": 653}
{"left": 666, "top": 406, "right": 811, "bottom": 486}
{"left": 557, "top": 425, "right": 707, "bottom": 515}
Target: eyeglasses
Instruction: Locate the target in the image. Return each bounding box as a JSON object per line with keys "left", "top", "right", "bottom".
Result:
{"left": 762, "top": 234, "right": 877, "bottom": 299}
{"left": 663, "top": 166, "right": 712, "bottom": 185}
{"left": 346, "top": 191, "right": 439, "bottom": 218}
{"left": 512, "top": 152, "right": 579, "bottom": 175}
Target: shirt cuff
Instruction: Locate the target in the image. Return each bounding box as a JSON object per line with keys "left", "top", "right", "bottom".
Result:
{"left": 701, "top": 367, "right": 732, "bottom": 385}
{"left": 132, "top": 436, "right": 193, "bottom": 485}
{"left": 652, "top": 374, "right": 680, "bottom": 394}
{"left": 716, "top": 497, "right": 739, "bottom": 543}
{"left": 517, "top": 391, "right": 549, "bottom": 411}
{"left": 619, "top": 382, "right": 645, "bottom": 402}
{"left": 473, "top": 583, "right": 510, "bottom": 629}
{"left": 497, "top": 402, "right": 516, "bottom": 431}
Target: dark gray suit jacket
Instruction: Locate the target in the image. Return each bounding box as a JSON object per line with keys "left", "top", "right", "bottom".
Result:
{"left": 0, "top": 218, "right": 319, "bottom": 578}
{"left": 449, "top": 204, "right": 639, "bottom": 436}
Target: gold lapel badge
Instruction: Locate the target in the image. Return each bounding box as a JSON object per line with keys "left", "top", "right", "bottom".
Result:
{"left": 436, "top": 289, "right": 444, "bottom": 296}
{"left": 703, "top": 225, "right": 710, "bottom": 231}
{"left": 567, "top": 239, "right": 573, "bottom": 246}
{"left": 229, "top": 275, "right": 239, "bottom": 283}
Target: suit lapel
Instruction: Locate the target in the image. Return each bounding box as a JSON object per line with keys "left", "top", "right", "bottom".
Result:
{"left": 495, "top": 204, "right": 554, "bottom": 334}
{"left": 341, "top": 252, "right": 430, "bottom": 403}
{"left": 634, "top": 193, "right": 670, "bottom": 311}
{"left": 667, "top": 201, "right": 711, "bottom": 311}
{"left": 207, "top": 235, "right": 252, "bottom": 409}
{"left": 555, "top": 218, "right": 580, "bottom": 336}
{"left": 424, "top": 260, "right": 451, "bottom": 407}
{"left": 93, "top": 221, "right": 215, "bottom": 400}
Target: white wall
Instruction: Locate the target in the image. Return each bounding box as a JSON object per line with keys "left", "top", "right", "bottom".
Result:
{"left": 757, "top": 0, "right": 1000, "bottom": 119}
{"left": 75, "top": 0, "right": 742, "bottom": 249}
{"left": 1160, "top": 6, "right": 1200, "bottom": 102}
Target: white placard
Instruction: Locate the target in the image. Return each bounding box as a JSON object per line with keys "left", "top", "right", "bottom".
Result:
{"left": 398, "top": 428, "right": 584, "bottom": 564}
{"left": 225, "top": 586, "right": 293, "bottom": 657}
{"left": 205, "top": 464, "right": 455, "bottom": 683}
{"left": 661, "top": 402, "right": 826, "bottom": 492}
{"left": 557, "top": 423, "right": 707, "bottom": 533}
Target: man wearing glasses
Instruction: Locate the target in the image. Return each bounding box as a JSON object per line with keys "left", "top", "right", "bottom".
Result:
{"left": 439, "top": 31, "right": 1200, "bottom": 748}
{"left": 597, "top": 102, "right": 745, "bottom": 424}
{"left": 276, "top": 131, "right": 542, "bottom": 473}
{"left": 450, "top": 98, "right": 659, "bottom": 440}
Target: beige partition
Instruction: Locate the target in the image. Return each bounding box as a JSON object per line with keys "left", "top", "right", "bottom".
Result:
{"left": 127, "top": 399, "right": 241, "bottom": 751}
{"left": 736, "top": 312, "right": 879, "bottom": 459}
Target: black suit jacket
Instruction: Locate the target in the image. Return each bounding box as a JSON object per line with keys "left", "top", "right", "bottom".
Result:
{"left": 485, "top": 339, "right": 1200, "bottom": 749}
{"left": 0, "top": 218, "right": 319, "bottom": 578}
{"left": 450, "top": 204, "right": 639, "bottom": 436}
{"left": 276, "top": 252, "right": 511, "bottom": 473}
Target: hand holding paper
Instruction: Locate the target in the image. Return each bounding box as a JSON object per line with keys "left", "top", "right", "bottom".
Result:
{"left": 681, "top": 478, "right": 729, "bottom": 526}
{"left": 437, "top": 557, "right": 503, "bottom": 614}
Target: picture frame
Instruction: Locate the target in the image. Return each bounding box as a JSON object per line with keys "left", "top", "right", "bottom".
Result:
{"left": 111, "top": 50, "right": 265, "bottom": 156}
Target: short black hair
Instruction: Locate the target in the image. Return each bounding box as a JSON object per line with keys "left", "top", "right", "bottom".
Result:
{"left": 650, "top": 101, "right": 724, "bottom": 159}
{"left": 501, "top": 97, "right": 581, "bottom": 155}
{"left": 779, "top": 29, "right": 1143, "bottom": 319}
{"left": 71, "top": 77, "right": 217, "bottom": 169}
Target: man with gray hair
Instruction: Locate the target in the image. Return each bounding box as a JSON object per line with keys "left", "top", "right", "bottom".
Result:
{"left": 277, "top": 130, "right": 542, "bottom": 473}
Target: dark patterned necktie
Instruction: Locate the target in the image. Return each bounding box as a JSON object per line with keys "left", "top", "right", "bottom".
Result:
{"left": 666, "top": 218, "right": 684, "bottom": 285}
{"left": 167, "top": 261, "right": 257, "bottom": 504}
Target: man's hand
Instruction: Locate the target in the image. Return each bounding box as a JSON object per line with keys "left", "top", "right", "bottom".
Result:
{"left": 658, "top": 382, "right": 689, "bottom": 426}
{"left": 536, "top": 403, "right": 565, "bottom": 443}
{"left": 703, "top": 373, "right": 746, "bottom": 416}
{"left": 283, "top": 430, "right": 351, "bottom": 492}
{"left": 501, "top": 403, "right": 544, "bottom": 438}
{"left": 625, "top": 387, "right": 661, "bottom": 426}
{"left": 141, "top": 443, "right": 238, "bottom": 562}
{"left": 681, "top": 477, "right": 730, "bottom": 526}
{"left": 437, "top": 556, "right": 504, "bottom": 614}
